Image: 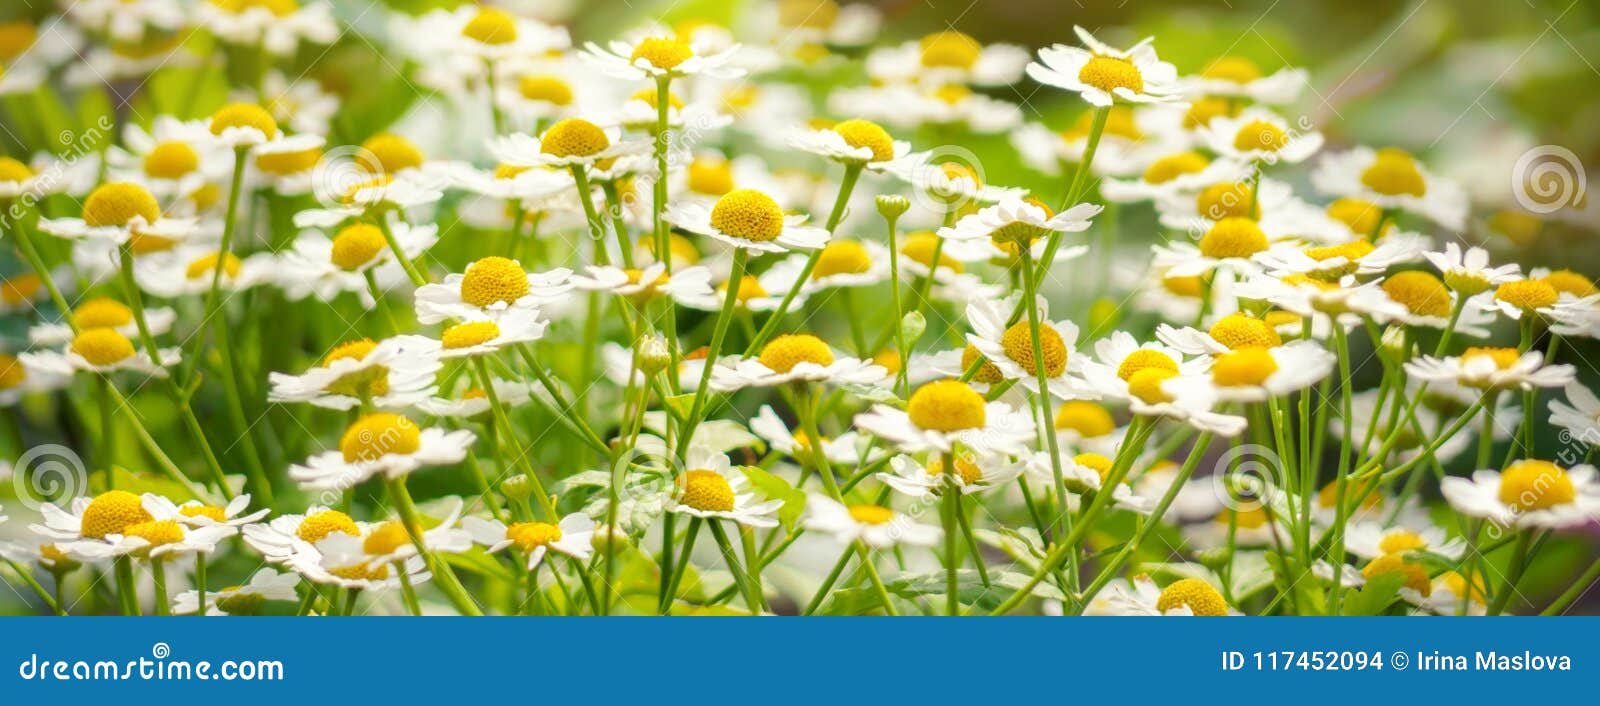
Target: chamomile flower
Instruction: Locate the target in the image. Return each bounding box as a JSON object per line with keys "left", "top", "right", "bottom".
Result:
{"left": 1476, "top": 276, "right": 1596, "bottom": 323}
{"left": 172, "top": 568, "right": 301, "bottom": 616}
{"left": 413, "top": 257, "right": 573, "bottom": 324}
{"left": 288, "top": 412, "right": 476, "bottom": 490}
{"left": 1254, "top": 237, "right": 1424, "bottom": 280}
{"left": 106, "top": 117, "right": 233, "bottom": 203}
{"left": 36, "top": 491, "right": 236, "bottom": 561}
{"left": 22, "top": 327, "right": 179, "bottom": 378}
{"left": 774, "top": 240, "right": 893, "bottom": 291}
{"left": 788, "top": 118, "right": 923, "bottom": 172}
{"left": 29, "top": 296, "right": 175, "bottom": 347}
{"left": 664, "top": 188, "right": 830, "bottom": 253}
{"left": 267, "top": 335, "right": 443, "bottom": 411}
{"left": 1344, "top": 521, "right": 1466, "bottom": 561}
{"left": 38, "top": 181, "right": 198, "bottom": 246}
{"left": 1091, "top": 576, "right": 1238, "bottom": 616}
{"left": 803, "top": 494, "right": 941, "bottom": 548}
{"left": 1101, "top": 150, "right": 1249, "bottom": 203}
{"left": 710, "top": 333, "right": 889, "bottom": 391}
{"left": 418, "top": 377, "right": 535, "bottom": 420}
{"left": 581, "top": 32, "right": 744, "bottom": 81}
{"left": 133, "top": 247, "right": 277, "bottom": 298}
{"left": 276, "top": 221, "right": 439, "bottom": 307}
{"left": 451, "top": 161, "right": 574, "bottom": 203}
{"left": 1186, "top": 505, "right": 1290, "bottom": 548}
{"left": 1116, "top": 360, "right": 1247, "bottom": 436}
{"left": 1176, "top": 341, "right": 1334, "bottom": 403}
{"left": 854, "top": 379, "right": 1035, "bottom": 455}
{"left": 1181, "top": 56, "right": 1307, "bottom": 104}
{"left": 888, "top": 159, "right": 1025, "bottom": 211}
{"left": 30, "top": 490, "right": 153, "bottom": 551}
{"left": 1549, "top": 382, "right": 1600, "bottom": 446}
{"left": 299, "top": 540, "right": 429, "bottom": 592}
{"left": 1235, "top": 274, "right": 1409, "bottom": 329}
{"left": 1405, "top": 347, "right": 1574, "bottom": 391}
{"left": 604, "top": 86, "right": 731, "bottom": 132}
{"left": 1027, "top": 26, "right": 1182, "bottom": 107}
{"left": 1311, "top": 146, "right": 1469, "bottom": 231}
{"left": 1422, "top": 242, "right": 1520, "bottom": 296}
{"left": 1374, "top": 270, "right": 1493, "bottom": 334}
{"left": 751, "top": 405, "right": 872, "bottom": 466}
{"left": 0, "top": 154, "right": 96, "bottom": 200}
{"left": 866, "top": 30, "right": 1029, "bottom": 87}
{"left": 938, "top": 198, "right": 1101, "bottom": 254}
{"left": 198, "top": 0, "right": 338, "bottom": 55}
{"left": 1417, "top": 571, "right": 1489, "bottom": 616}
{"left": 432, "top": 5, "right": 570, "bottom": 63}
{"left": 1442, "top": 460, "right": 1600, "bottom": 529}
{"left": 243, "top": 506, "right": 362, "bottom": 564}
{"left": 436, "top": 308, "right": 548, "bottom": 359}
{"left": 171, "top": 495, "right": 271, "bottom": 529}
{"left": 1078, "top": 331, "right": 1211, "bottom": 400}
{"left": 663, "top": 447, "right": 783, "bottom": 527}
{"left": 0, "top": 352, "right": 70, "bottom": 406}
{"left": 1152, "top": 217, "right": 1274, "bottom": 278}
{"left": 1197, "top": 108, "right": 1322, "bottom": 165}
{"left": 601, "top": 341, "right": 706, "bottom": 390}
{"left": 463, "top": 512, "right": 595, "bottom": 569}
{"left": 1049, "top": 400, "right": 1125, "bottom": 456}
{"left": 64, "top": 0, "right": 185, "bottom": 43}
{"left": 570, "top": 263, "right": 715, "bottom": 303}
{"left": 962, "top": 295, "right": 1090, "bottom": 399}
{"left": 877, "top": 452, "right": 1022, "bottom": 498}
{"left": 1023, "top": 450, "right": 1154, "bottom": 514}
{"left": 490, "top": 119, "right": 650, "bottom": 171}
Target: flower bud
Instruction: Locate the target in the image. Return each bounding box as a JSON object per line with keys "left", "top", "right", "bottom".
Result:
{"left": 637, "top": 334, "right": 671, "bottom": 375}
{"left": 501, "top": 474, "right": 534, "bottom": 501}
{"left": 876, "top": 194, "right": 910, "bottom": 221}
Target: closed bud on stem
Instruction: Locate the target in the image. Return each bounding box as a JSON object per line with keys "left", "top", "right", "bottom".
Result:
{"left": 501, "top": 474, "right": 535, "bottom": 501}
{"left": 876, "top": 194, "right": 910, "bottom": 221}
{"left": 637, "top": 334, "right": 671, "bottom": 375}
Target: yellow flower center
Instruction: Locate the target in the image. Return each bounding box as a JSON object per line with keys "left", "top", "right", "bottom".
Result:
{"left": 339, "top": 412, "right": 422, "bottom": 463}
{"left": 128, "top": 231, "right": 180, "bottom": 255}
{"left": 329, "top": 563, "right": 389, "bottom": 581}
{"left": 847, "top": 505, "right": 895, "bottom": 524}
{"left": 1155, "top": 578, "right": 1228, "bottom": 616}
{"left": 1198, "top": 218, "right": 1269, "bottom": 259}
{"left": 1201, "top": 56, "right": 1262, "bottom": 84}
{"left": 757, "top": 334, "right": 835, "bottom": 373}
{"left": 1378, "top": 530, "right": 1427, "bottom": 555}
{"left": 906, "top": 380, "right": 987, "bottom": 432}
{"left": 1208, "top": 313, "right": 1282, "bottom": 350}
{"left": 256, "top": 146, "right": 322, "bottom": 175}
{"left": 811, "top": 240, "right": 872, "bottom": 279}
{"left": 185, "top": 251, "right": 242, "bottom": 281}
{"left": 540, "top": 118, "right": 610, "bottom": 158}
{"left": 461, "top": 7, "right": 518, "bottom": 45}
{"left": 1362, "top": 553, "right": 1431, "bottom": 596}
{"left": 1, "top": 273, "right": 41, "bottom": 305}
{"left": 629, "top": 37, "right": 693, "bottom": 70}
{"left": 1440, "top": 571, "right": 1486, "bottom": 603}
{"left": 1142, "top": 151, "right": 1209, "bottom": 185}
{"left": 998, "top": 321, "right": 1068, "bottom": 378}
{"left": 1233, "top": 120, "right": 1287, "bottom": 152}
{"left": 686, "top": 157, "right": 734, "bottom": 196}
{"left": 211, "top": 0, "right": 300, "bottom": 17}
{"left": 0, "top": 21, "right": 38, "bottom": 61}
{"left": 362, "top": 521, "right": 412, "bottom": 556}
{"left": 122, "top": 519, "right": 184, "bottom": 547}
{"left": 1494, "top": 279, "right": 1558, "bottom": 313}
{"left": 179, "top": 505, "right": 228, "bottom": 523}
{"left": 901, "top": 232, "right": 963, "bottom": 273}
{"left": 297, "top": 510, "right": 359, "bottom": 542}
{"left": 1381, "top": 271, "right": 1451, "bottom": 317}
{"left": 441, "top": 321, "right": 501, "bottom": 350}
{"left": 327, "top": 223, "right": 386, "bottom": 270}
{"left": 930, "top": 84, "right": 972, "bottom": 105}
{"left": 143, "top": 141, "right": 200, "bottom": 179}
{"left": 1461, "top": 346, "right": 1521, "bottom": 370}
{"left": 926, "top": 454, "right": 983, "bottom": 485}
{"left": 1055, "top": 401, "right": 1115, "bottom": 437}
{"left": 1184, "top": 96, "right": 1236, "bottom": 129}
{"left": 1217, "top": 506, "right": 1269, "bottom": 529}
{"left": 873, "top": 349, "right": 902, "bottom": 376}
{"left": 209, "top": 103, "right": 278, "bottom": 140}
{"left": 720, "top": 275, "right": 769, "bottom": 303}
{"left": 919, "top": 30, "right": 981, "bottom": 69}
{"left": 71, "top": 328, "right": 137, "bottom": 366}
{"left": 1077, "top": 55, "right": 1144, "bottom": 94}
{"left": 1116, "top": 349, "right": 1179, "bottom": 381}
{"left": 1073, "top": 452, "right": 1115, "bottom": 484}
{"left": 0, "top": 156, "right": 33, "bottom": 183}
{"left": 0, "top": 354, "right": 25, "bottom": 390}
{"left": 1542, "top": 269, "right": 1597, "bottom": 298}
{"left": 1162, "top": 273, "right": 1205, "bottom": 298}
{"left": 505, "top": 521, "right": 563, "bottom": 552}
{"left": 1303, "top": 239, "right": 1374, "bottom": 279}
{"left": 1195, "top": 182, "right": 1254, "bottom": 221}
{"left": 321, "top": 338, "right": 390, "bottom": 398}
{"left": 1489, "top": 210, "right": 1542, "bottom": 247}
{"left": 778, "top": 0, "right": 839, "bottom": 29}
{"left": 1126, "top": 368, "right": 1178, "bottom": 404}
{"left": 518, "top": 75, "right": 573, "bottom": 104}
{"left": 360, "top": 133, "right": 425, "bottom": 174}
{"left": 1497, "top": 459, "right": 1576, "bottom": 511}
{"left": 960, "top": 345, "right": 1005, "bottom": 384}
{"left": 1211, "top": 347, "right": 1278, "bottom": 387}
{"left": 628, "top": 87, "right": 685, "bottom": 111}
{"left": 1326, "top": 198, "right": 1388, "bottom": 237}
{"left": 676, "top": 469, "right": 735, "bottom": 512}
{"left": 80, "top": 490, "right": 154, "bottom": 539}
{"left": 1360, "top": 147, "right": 1426, "bottom": 197}
{"left": 649, "top": 233, "right": 701, "bottom": 265}
{"left": 709, "top": 188, "right": 785, "bottom": 242}
{"left": 73, "top": 297, "right": 134, "bottom": 329}
{"left": 83, "top": 183, "right": 160, "bottom": 228}
{"left": 830, "top": 119, "right": 895, "bottom": 162}
{"left": 460, "top": 256, "right": 531, "bottom": 307}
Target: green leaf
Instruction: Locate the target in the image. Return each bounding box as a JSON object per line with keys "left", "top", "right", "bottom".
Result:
{"left": 739, "top": 465, "right": 806, "bottom": 532}
{"left": 900, "top": 311, "right": 927, "bottom": 344}
{"left": 1342, "top": 571, "right": 1404, "bottom": 616}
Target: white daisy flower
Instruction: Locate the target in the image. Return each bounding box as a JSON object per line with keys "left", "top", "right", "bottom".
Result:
{"left": 243, "top": 506, "right": 364, "bottom": 564}
{"left": 663, "top": 447, "right": 783, "bottom": 528}
{"left": 938, "top": 198, "right": 1101, "bottom": 252}
{"left": 0, "top": 153, "right": 97, "bottom": 200}
{"left": 294, "top": 172, "right": 444, "bottom": 227}
{"left": 751, "top": 0, "right": 881, "bottom": 47}
{"left": 1549, "top": 382, "right": 1600, "bottom": 447}
{"left": 0, "top": 352, "right": 70, "bottom": 406}
{"left": 1101, "top": 150, "right": 1250, "bottom": 203}
{"left": 1180, "top": 56, "right": 1307, "bottom": 104}
{"left": 829, "top": 83, "right": 1023, "bottom": 134}
{"left": 276, "top": 221, "right": 438, "bottom": 308}
{"left": 1311, "top": 146, "right": 1469, "bottom": 231}
{"left": 267, "top": 335, "right": 443, "bottom": 411}
{"left": 29, "top": 296, "right": 175, "bottom": 347}
{"left": 1423, "top": 242, "right": 1520, "bottom": 295}
{"left": 767, "top": 240, "right": 893, "bottom": 292}
{"left": 865, "top": 30, "right": 1029, "bottom": 87}
{"left": 449, "top": 161, "right": 574, "bottom": 202}
{"left": 417, "top": 376, "right": 535, "bottom": 420}
{"left": 854, "top": 379, "right": 1035, "bottom": 455}
{"left": 750, "top": 405, "right": 873, "bottom": 466}
{"left": 288, "top": 412, "right": 476, "bottom": 491}
{"left": 709, "top": 333, "right": 889, "bottom": 391}
{"left": 22, "top": 327, "right": 180, "bottom": 379}
{"left": 1117, "top": 362, "right": 1248, "bottom": 436}
{"left": 35, "top": 492, "right": 235, "bottom": 561}
{"left": 1475, "top": 276, "right": 1600, "bottom": 323}
{"left": 1077, "top": 331, "right": 1212, "bottom": 401}
{"left": 580, "top": 32, "right": 745, "bottom": 81}
{"left": 172, "top": 568, "right": 301, "bottom": 616}
{"left": 297, "top": 540, "right": 429, "bottom": 592}
{"left": 198, "top": 0, "right": 338, "bottom": 55}
{"left": 134, "top": 247, "right": 277, "bottom": 298}
{"left": 664, "top": 188, "right": 830, "bottom": 254}
{"left": 1175, "top": 340, "right": 1335, "bottom": 402}
{"left": 1345, "top": 521, "right": 1466, "bottom": 561}
{"left": 462, "top": 512, "right": 595, "bottom": 570}
{"left": 1233, "top": 274, "right": 1409, "bottom": 329}
{"left": 436, "top": 308, "right": 548, "bottom": 359}
{"left": 886, "top": 158, "right": 1026, "bottom": 210}
{"left": 1185, "top": 505, "right": 1291, "bottom": 549}
{"left": 106, "top": 116, "right": 234, "bottom": 204}
{"left": 1197, "top": 108, "right": 1322, "bottom": 165}
{"left": 1442, "top": 461, "right": 1600, "bottom": 529}
{"left": 65, "top": 0, "right": 185, "bottom": 43}
{"left": 489, "top": 119, "right": 650, "bottom": 170}
{"left": 1372, "top": 270, "right": 1494, "bottom": 334}
{"left": 877, "top": 452, "right": 1023, "bottom": 498}
{"left": 413, "top": 258, "right": 573, "bottom": 324}
{"left": 803, "top": 494, "right": 941, "bottom": 548}
{"left": 600, "top": 341, "right": 706, "bottom": 391}
{"left": 1151, "top": 217, "right": 1275, "bottom": 278}
{"left": 171, "top": 494, "right": 270, "bottom": 529}
{"left": 1404, "top": 348, "right": 1574, "bottom": 391}
{"left": 38, "top": 182, "right": 199, "bottom": 246}
{"left": 1027, "top": 26, "right": 1182, "bottom": 107}
{"left": 1021, "top": 449, "right": 1153, "bottom": 514}
{"left": 787, "top": 119, "right": 924, "bottom": 172}
{"left": 1089, "top": 576, "right": 1238, "bottom": 616}
{"left": 962, "top": 295, "right": 1092, "bottom": 400}
{"left": 570, "top": 263, "right": 715, "bottom": 303}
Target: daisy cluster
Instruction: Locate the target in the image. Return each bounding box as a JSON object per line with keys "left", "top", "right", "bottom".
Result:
{"left": 1, "top": 1, "right": 1598, "bottom": 618}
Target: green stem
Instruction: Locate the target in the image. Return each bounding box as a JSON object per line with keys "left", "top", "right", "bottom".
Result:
{"left": 387, "top": 478, "right": 483, "bottom": 616}
{"left": 743, "top": 164, "right": 863, "bottom": 356}
{"left": 676, "top": 248, "right": 748, "bottom": 462}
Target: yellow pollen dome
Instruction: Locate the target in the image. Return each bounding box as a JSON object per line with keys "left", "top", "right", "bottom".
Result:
{"left": 1326, "top": 198, "right": 1388, "bottom": 237}
{"left": 1233, "top": 120, "right": 1287, "bottom": 152}
{"left": 80, "top": 490, "right": 155, "bottom": 539}
{"left": 461, "top": 7, "right": 518, "bottom": 45}
{"left": 811, "top": 240, "right": 873, "bottom": 279}
{"left": 82, "top": 182, "right": 161, "bottom": 228}
{"left": 1162, "top": 273, "right": 1205, "bottom": 298}
{"left": 778, "top": 0, "right": 840, "bottom": 29}
{"left": 872, "top": 349, "right": 902, "bottom": 376}
{"left": 1211, "top": 347, "right": 1278, "bottom": 387}
{"left": 906, "top": 380, "right": 987, "bottom": 432}
{"left": 0, "top": 156, "right": 34, "bottom": 183}
{"left": 1377, "top": 530, "right": 1428, "bottom": 555}
{"left": 1126, "top": 367, "right": 1177, "bottom": 404}
{"left": 1198, "top": 217, "right": 1269, "bottom": 260}
{"left": 122, "top": 519, "right": 185, "bottom": 548}
{"left": 1116, "top": 348, "right": 1179, "bottom": 381}
{"left": 848, "top": 505, "right": 895, "bottom": 524}
{"left": 1381, "top": 270, "right": 1451, "bottom": 317}
{"left": 1497, "top": 459, "right": 1576, "bottom": 511}
{"left": 179, "top": 504, "right": 228, "bottom": 523}
{"left": 901, "top": 232, "right": 963, "bottom": 273}
{"left": 460, "top": 256, "right": 531, "bottom": 307}
{"left": 939, "top": 160, "right": 983, "bottom": 188}
{"left": 630, "top": 37, "right": 693, "bottom": 70}
{"left": 211, "top": 0, "right": 301, "bottom": 17}
{"left": 676, "top": 469, "right": 735, "bottom": 512}
{"left": 926, "top": 454, "right": 983, "bottom": 485}
{"left": 1073, "top": 452, "right": 1114, "bottom": 483}
{"left": 329, "top": 563, "right": 389, "bottom": 581}
{"left": 71, "top": 328, "right": 137, "bottom": 366}
{"left": 0, "top": 22, "right": 38, "bottom": 61}
{"left": 297, "top": 510, "right": 359, "bottom": 542}
{"left": 329, "top": 223, "right": 387, "bottom": 270}
{"left": 360, "top": 133, "right": 425, "bottom": 174}
{"left": 184, "top": 251, "right": 242, "bottom": 281}
{"left": 686, "top": 157, "right": 734, "bottom": 196}
{"left": 1542, "top": 270, "right": 1597, "bottom": 298}
{"left": 1360, "top": 147, "right": 1426, "bottom": 197}
{"left": 1304, "top": 239, "right": 1374, "bottom": 264}
{"left": 1055, "top": 400, "right": 1115, "bottom": 437}
{"left": 493, "top": 164, "right": 530, "bottom": 181}
{"left": 342, "top": 175, "right": 394, "bottom": 204}
{"left": 518, "top": 75, "right": 574, "bottom": 104}
{"left": 1183, "top": 96, "right": 1236, "bottom": 129}
{"left": 0, "top": 354, "right": 25, "bottom": 390}
{"left": 1208, "top": 313, "right": 1282, "bottom": 350}
{"left": 1440, "top": 571, "right": 1487, "bottom": 603}
{"left": 362, "top": 521, "right": 412, "bottom": 556}
{"left": 960, "top": 344, "right": 1005, "bottom": 384}
{"left": 1361, "top": 553, "right": 1431, "bottom": 596}
{"left": 623, "top": 268, "right": 670, "bottom": 289}
{"left": 1216, "top": 506, "right": 1268, "bottom": 529}
{"left": 1156, "top": 578, "right": 1228, "bottom": 616}
{"left": 1195, "top": 182, "right": 1254, "bottom": 221}
{"left": 720, "top": 275, "right": 768, "bottom": 303}
{"left": 1142, "top": 151, "right": 1209, "bottom": 185}
{"left": 709, "top": 188, "right": 786, "bottom": 242}
{"left": 930, "top": 84, "right": 972, "bottom": 105}
{"left": 1460, "top": 346, "right": 1520, "bottom": 370}
{"left": 256, "top": 146, "right": 322, "bottom": 175}
{"left": 72, "top": 297, "right": 134, "bottom": 329}
{"left": 1077, "top": 55, "right": 1144, "bottom": 94}
{"left": 321, "top": 338, "right": 390, "bottom": 398}
{"left": 539, "top": 118, "right": 610, "bottom": 158}
{"left": 628, "top": 88, "right": 685, "bottom": 113}
{"left": 209, "top": 102, "right": 278, "bottom": 140}
{"left": 127, "top": 231, "right": 179, "bottom": 255}
{"left": 1493, "top": 279, "right": 1558, "bottom": 313}
{"left": 998, "top": 321, "right": 1068, "bottom": 377}
{"left": 1264, "top": 310, "right": 1303, "bottom": 329}
{"left": 340, "top": 412, "right": 422, "bottom": 463}
{"left": 1201, "top": 56, "right": 1263, "bottom": 84}
{"left": 142, "top": 141, "right": 200, "bottom": 179}
{"left": 441, "top": 321, "right": 501, "bottom": 350}
{"left": 830, "top": 118, "right": 895, "bottom": 162}
{"left": 919, "top": 30, "right": 982, "bottom": 69}
{"left": 506, "top": 521, "right": 563, "bottom": 552}
{"left": 757, "top": 334, "right": 834, "bottom": 373}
